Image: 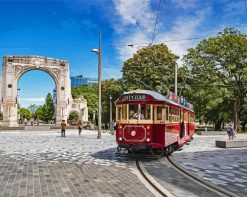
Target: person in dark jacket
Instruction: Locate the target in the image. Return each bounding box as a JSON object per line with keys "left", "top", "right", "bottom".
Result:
{"left": 78, "top": 120, "right": 82, "bottom": 135}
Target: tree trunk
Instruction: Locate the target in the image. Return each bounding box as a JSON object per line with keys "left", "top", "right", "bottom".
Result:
{"left": 215, "top": 119, "right": 223, "bottom": 131}
{"left": 243, "top": 123, "right": 246, "bottom": 132}
{"left": 233, "top": 100, "right": 240, "bottom": 132}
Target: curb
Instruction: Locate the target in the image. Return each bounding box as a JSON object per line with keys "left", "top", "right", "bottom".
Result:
{"left": 167, "top": 156, "right": 240, "bottom": 197}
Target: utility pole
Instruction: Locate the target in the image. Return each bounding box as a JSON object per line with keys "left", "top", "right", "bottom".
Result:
{"left": 175, "top": 64, "right": 178, "bottom": 96}
{"left": 109, "top": 95, "right": 112, "bottom": 132}
{"left": 91, "top": 29, "right": 102, "bottom": 139}
{"left": 98, "top": 29, "right": 102, "bottom": 139}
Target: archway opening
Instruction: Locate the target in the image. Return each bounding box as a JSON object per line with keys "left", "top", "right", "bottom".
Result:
{"left": 68, "top": 112, "right": 79, "bottom": 125}
{"left": 17, "top": 70, "right": 56, "bottom": 125}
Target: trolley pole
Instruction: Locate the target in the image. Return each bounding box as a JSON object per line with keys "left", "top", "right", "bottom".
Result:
{"left": 109, "top": 95, "right": 113, "bottom": 132}
{"left": 175, "top": 64, "right": 178, "bottom": 96}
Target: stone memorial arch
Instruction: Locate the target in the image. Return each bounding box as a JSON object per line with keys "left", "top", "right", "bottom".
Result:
{"left": 1, "top": 56, "right": 88, "bottom": 127}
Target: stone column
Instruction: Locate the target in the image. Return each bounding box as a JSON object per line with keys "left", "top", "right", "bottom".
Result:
{"left": 2, "top": 58, "right": 18, "bottom": 127}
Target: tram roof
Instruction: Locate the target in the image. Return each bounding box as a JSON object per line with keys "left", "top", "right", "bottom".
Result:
{"left": 118, "top": 89, "right": 194, "bottom": 112}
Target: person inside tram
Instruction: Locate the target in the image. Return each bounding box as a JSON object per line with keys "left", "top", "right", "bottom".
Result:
{"left": 157, "top": 111, "right": 162, "bottom": 120}
{"left": 130, "top": 110, "right": 139, "bottom": 119}
{"left": 140, "top": 109, "right": 145, "bottom": 120}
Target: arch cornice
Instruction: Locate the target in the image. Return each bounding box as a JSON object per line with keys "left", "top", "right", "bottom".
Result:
{"left": 15, "top": 66, "right": 60, "bottom": 86}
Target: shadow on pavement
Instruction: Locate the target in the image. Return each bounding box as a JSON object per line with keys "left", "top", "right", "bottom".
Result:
{"left": 91, "top": 148, "right": 136, "bottom": 162}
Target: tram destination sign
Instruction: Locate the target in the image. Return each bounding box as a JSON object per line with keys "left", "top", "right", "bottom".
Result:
{"left": 123, "top": 94, "right": 147, "bottom": 101}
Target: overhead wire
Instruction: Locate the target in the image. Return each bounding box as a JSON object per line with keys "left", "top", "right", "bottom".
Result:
{"left": 151, "top": 0, "right": 162, "bottom": 44}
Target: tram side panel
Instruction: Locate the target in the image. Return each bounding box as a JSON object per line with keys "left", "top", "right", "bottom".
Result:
{"left": 152, "top": 124, "right": 165, "bottom": 148}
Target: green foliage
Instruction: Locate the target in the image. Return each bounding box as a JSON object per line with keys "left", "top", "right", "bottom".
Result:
{"left": 42, "top": 93, "right": 55, "bottom": 123}
{"left": 33, "top": 106, "right": 45, "bottom": 120}
{"left": 19, "top": 107, "right": 32, "bottom": 120}
{"left": 71, "top": 84, "right": 98, "bottom": 120}
{"left": 101, "top": 78, "right": 123, "bottom": 124}
{"left": 68, "top": 112, "right": 79, "bottom": 125}
{"left": 183, "top": 28, "right": 247, "bottom": 130}
{"left": 32, "top": 93, "right": 55, "bottom": 123}
{"left": 122, "top": 44, "right": 178, "bottom": 93}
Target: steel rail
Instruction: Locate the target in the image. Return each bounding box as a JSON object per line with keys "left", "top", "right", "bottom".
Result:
{"left": 166, "top": 156, "right": 239, "bottom": 197}
{"left": 136, "top": 159, "right": 169, "bottom": 197}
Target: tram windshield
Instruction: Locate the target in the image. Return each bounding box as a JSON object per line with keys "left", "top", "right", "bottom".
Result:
{"left": 129, "top": 104, "right": 139, "bottom": 119}
{"left": 117, "top": 104, "right": 152, "bottom": 121}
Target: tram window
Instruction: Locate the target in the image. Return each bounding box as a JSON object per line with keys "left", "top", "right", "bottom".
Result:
{"left": 169, "top": 106, "right": 172, "bottom": 122}
{"left": 190, "top": 113, "right": 194, "bottom": 122}
{"left": 129, "top": 104, "right": 139, "bottom": 120}
{"left": 117, "top": 106, "right": 122, "bottom": 121}
{"left": 165, "top": 106, "right": 169, "bottom": 121}
{"left": 122, "top": 105, "right": 127, "bottom": 120}
{"left": 156, "top": 106, "right": 163, "bottom": 120}
{"left": 140, "top": 104, "right": 151, "bottom": 120}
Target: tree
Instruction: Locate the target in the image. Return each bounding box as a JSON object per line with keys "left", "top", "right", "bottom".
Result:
{"left": 42, "top": 93, "right": 55, "bottom": 123}
{"left": 19, "top": 107, "right": 32, "bottom": 121}
{"left": 101, "top": 79, "right": 123, "bottom": 126}
{"left": 33, "top": 106, "right": 45, "bottom": 121}
{"left": 183, "top": 28, "right": 247, "bottom": 131}
{"left": 122, "top": 44, "right": 179, "bottom": 93}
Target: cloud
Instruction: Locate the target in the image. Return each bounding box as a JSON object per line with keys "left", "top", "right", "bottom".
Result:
{"left": 112, "top": 0, "right": 156, "bottom": 61}
{"left": 112, "top": 0, "right": 209, "bottom": 65}
{"left": 114, "top": 0, "right": 155, "bottom": 32}
{"left": 156, "top": 9, "right": 211, "bottom": 64}
{"left": 20, "top": 98, "right": 45, "bottom": 102}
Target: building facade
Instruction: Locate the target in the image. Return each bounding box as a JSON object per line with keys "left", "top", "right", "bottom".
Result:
{"left": 71, "top": 75, "right": 97, "bottom": 87}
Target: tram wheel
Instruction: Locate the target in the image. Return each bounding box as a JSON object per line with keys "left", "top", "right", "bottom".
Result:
{"left": 168, "top": 146, "right": 174, "bottom": 155}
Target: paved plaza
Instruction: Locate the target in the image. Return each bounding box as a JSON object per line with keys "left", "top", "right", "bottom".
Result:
{"left": 173, "top": 134, "right": 247, "bottom": 197}
{"left": 0, "top": 130, "right": 247, "bottom": 197}
{"left": 0, "top": 130, "right": 153, "bottom": 197}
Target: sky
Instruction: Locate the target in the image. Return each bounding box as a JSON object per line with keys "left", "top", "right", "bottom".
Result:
{"left": 0, "top": 0, "right": 246, "bottom": 107}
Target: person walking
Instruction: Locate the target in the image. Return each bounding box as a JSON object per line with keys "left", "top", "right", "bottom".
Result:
{"left": 61, "top": 119, "right": 67, "bottom": 137}
{"left": 227, "top": 123, "right": 234, "bottom": 140}
{"left": 78, "top": 120, "right": 82, "bottom": 135}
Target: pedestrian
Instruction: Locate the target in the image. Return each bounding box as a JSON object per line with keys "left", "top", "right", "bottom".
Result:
{"left": 227, "top": 123, "right": 234, "bottom": 140}
{"left": 61, "top": 119, "right": 66, "bottom": 137}
{"left": 78, "top": 120, "right": 82, "bottom": 135}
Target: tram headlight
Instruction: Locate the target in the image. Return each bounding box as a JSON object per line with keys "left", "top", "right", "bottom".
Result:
{"left": 119, "top": 137, "right": 123, "bottom": 141}
{"left": 147, "top": 125, "right": 150, "bottom": 129}
{"left": 146, "top": 138, "right": 150, "bottom": 142}
{"left": 118, "top": 125, "right": 122, "bottom": 129}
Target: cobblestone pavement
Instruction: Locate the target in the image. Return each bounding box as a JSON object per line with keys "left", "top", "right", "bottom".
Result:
{"left": 0, "top": 130, "right": 154, "bottom": 197}
{"left": 143, "top": 158, "right": 222, "bottom": 197}
{"left": 173, "top": 134, "right": 247, "bottom": 197}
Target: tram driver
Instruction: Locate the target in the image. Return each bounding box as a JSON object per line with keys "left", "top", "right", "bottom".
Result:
{"left": 130, "top": 110, "right": 139, "bottom": 119}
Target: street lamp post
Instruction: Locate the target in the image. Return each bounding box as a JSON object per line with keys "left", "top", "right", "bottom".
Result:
{"left": 109, "top": 95, "right": 112, "bottom": 132}
{"left": 91, "top": 29, "right": 102, "bottom": 139}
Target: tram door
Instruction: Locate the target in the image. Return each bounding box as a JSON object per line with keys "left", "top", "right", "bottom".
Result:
{"left": 180, "top": 109, "right": 185, "bottom": 138}
{"left": 184, "top": 110, "right": 188, "bottom": 137}
{"left": 153, "top": 105, "right": 165, "bottom": 144}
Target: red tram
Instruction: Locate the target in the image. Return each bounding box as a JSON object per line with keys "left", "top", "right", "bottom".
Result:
{"left": 115, "top": 90, "right": 195, "bottom": 156}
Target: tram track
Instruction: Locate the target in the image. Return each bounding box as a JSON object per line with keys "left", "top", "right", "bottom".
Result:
{"left": 136, "top": 159, "right": 173, "bottom": 197}
{"left": 166, "top": 156, "right": 239, "bottom": 197}
{"left": 136, "top": 156, "right": 239, "bottom": 197}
